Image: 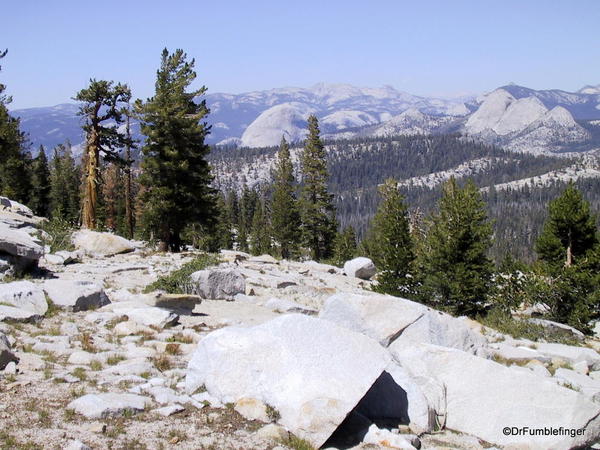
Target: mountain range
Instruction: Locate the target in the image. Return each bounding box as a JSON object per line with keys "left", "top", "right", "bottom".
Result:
{"left": 10, "top": 82, "right": 600, "bottom": 155}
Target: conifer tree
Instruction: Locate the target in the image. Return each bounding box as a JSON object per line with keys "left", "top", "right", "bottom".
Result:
{"left": 300, "top": 115, "right": 337, "bottom": 260}
{"left": 369, "top": 179, "right": 415, "bottom": 296}
{"left": 74, "top": 79, "right": 131, "bottom": 229}
{"left": 534, "top": 183, "right": 599, "bottom": 331}
{"left": 212, "top": 194, "right": 234, "bottom": 251}
{"left": 49, "top": 143, "right": 81, "bottom": 224}
{"left": 535, "top": 181, "right": 598, "bottom": 269}
{"left": 271, "top": 136, "right": 301, "bottom": 259}
{"left": 419, "top": 177, "right": 493, "bottom": 316}
{"left": 30, "top": 146, "right": 51, "bottom": 217}
{"left": 250, "top": 198, "right": 272, "bottom": 256}
{"left": 123, "top": 105, "right": 135, "bottom": 239}
{"left": 0, "top": 49, "right": 31, "bottom": 203}
{"left": 332, "top": 225, "right": 357, "bottom": 266}
{"left": 136, "top": 48, "right": 216, "bottom": 252}
{"left": 237, "top": 187, "right": 258, "bottom": 252}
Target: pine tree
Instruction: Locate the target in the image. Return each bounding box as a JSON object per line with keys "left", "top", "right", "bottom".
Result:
{"left": 137, "top": 49, "right": 216, "bottom": 252}
{"left": 250, "top": 198, "right": 272, "bottom": 256}
{"left": 369, "top": 178, "right": 415, "bottom": 296}
{"left": 419, "top": 177, "right": 493, "bottom": 316}
{"left": 49, "top": 143, "right": 80, "bottom": 224}
{"left": 0, "top": 49, "right": 31, "bottom": 203}
{"left": 101, "top": 163, "right": 124, "bottom": 232}
{"left": 237, "top": 187, "right": 259, "bottom": 252}
{"left": 534, "top": 183, "right": 599, "bottom": 331}
{"left": 535, "top": 181, "right": 598, "bottom": 269}
{"left": 30, "top": 146, "right": 51, "bottom": 217}
{"left": 271, "top": 136, "right": 301, "bottom": 259}
{"left": 212, "top": 194, "right": 234, "bottom": 251}
{"left": 332, "top": 225, "right": 357, "bottom": 266}
{"left": 74, "top": 79, "right": 131, "bottom": 229}
{"left": 300, "top": 115, "right": 337, "bottom": 260}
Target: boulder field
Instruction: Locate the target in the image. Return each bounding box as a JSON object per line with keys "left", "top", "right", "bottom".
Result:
{"left": 0, "top": 221, "right": 600, "bottom": 447}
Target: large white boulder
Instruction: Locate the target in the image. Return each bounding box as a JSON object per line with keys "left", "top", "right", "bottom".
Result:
{"left": 389, "top": 310, "right": 488, "bottom": 356}
{"left": 43, "top": 279, "right": 110, "bottom": 311}
{"left": 392, "top": 343, "right": 600, "bottom": 449}
{"left": 319, "top": 293, "right": 428, "bottom": 346}
{"left": 189, "top": 268, "right": 245, "bottom": 300}
{"left": 0, "top": 280, "right": 47, "bottom": 321}
{"left": 0, "top": 331, "right": 18, "bottom": 370}
{"left": 67, "top": 393, "right": 150, "bottom": 419}
{"left": 343, "top": 257, "right": 376, "bottom": 280}
{"left": 71, "top": 230, "right": 134, "bottom": 257}
{"left": 320, "top": 292, "right": 487, "bottom": 355}
{"left": 185, "top": 314, "right": 433, "bottom": 447}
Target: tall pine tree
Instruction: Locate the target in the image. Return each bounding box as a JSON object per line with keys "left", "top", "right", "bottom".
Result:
{"left": 419, "top": 177, "right": 493, "bottom": 316}
{"left": 300, "top": 115, "right": 337, "bottom": 260}
{"left": 137, "top": 48, "right": 216, "bottom": 252}
{"left": 271, "top": 136, "right": 301, "bottom": 259}
{"left": 30, "top": 146, "right": 51, "bottom": 217}
{"left": 369, "top": 178, "right": 415, "bottom": 297}
{"left": 49, "top": 143, "right": 80, "bottom": 224}
{"left": 534, "top": 182, "right": 599, "bottom": 331}
{"left": 250, "top": 197, "right": 272, "bottom": 256}
{"left": 74, "top": 79, "right": 131, "bottom": 229}
{"left": 535, "top": 181, "right": 598, "bottom": 269}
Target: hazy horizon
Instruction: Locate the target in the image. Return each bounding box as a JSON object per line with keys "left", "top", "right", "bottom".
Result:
{"left": 3, "top": 0, "right": 600, "bottom": 109}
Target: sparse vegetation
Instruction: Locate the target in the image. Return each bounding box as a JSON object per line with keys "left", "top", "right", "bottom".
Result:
{"left": 71, "top": 367, "right": 87, "bottom": 381}
{"left": 165, "top": 343, "right": 181, "bottom": 355}
{"left": 166, "top": 332, "right": 194, "bottom": 344}
{"left": 90, "top": 360, "right": 103, "bottom": 371}
{"left": 77, "top": 332, "right": 97, "bottom": 353}
{"left": 152, "top": 354, "right": 172, "bottom": 372}
{"left": 480, "top": 307, "right": 582, "bottom": 346}
{"left": 143, "top": 253, "right": 220, "bottom": 294}
{"left": 279, "top": 435, "right": 316, "bottom": 450}
{"left": 106, "top": 354, "right": 126, "bottom": 366}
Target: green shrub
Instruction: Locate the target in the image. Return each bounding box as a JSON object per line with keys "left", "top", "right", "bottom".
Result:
{"left": 143, "top": 253, "right": 220, "bottom": 294}
{"left": 480, "top": 307, "right": 582, "bottom": 346}
{"left": 40, "top": 217, "right": 75, "bottom": 253}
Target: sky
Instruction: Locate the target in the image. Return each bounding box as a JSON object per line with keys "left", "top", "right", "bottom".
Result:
{"left": 2, "top": 0, "right": 600, "bottom": 109}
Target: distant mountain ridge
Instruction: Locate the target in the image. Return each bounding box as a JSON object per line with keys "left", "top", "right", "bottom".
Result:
{"left": 10, "top": 82, "right": 600, "bottom": 155}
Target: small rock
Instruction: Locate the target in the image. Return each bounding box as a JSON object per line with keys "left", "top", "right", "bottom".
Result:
{"left": 63, "top": 440, "right": 92, "bottom": 450}
{"left": 343, "top": 257, "right": 376, "bottom": 280}
{"left": 256, "top": 424, "right": 288, "bottom": 441}
{"left": 573, "top": 360, "right": 590, "bottom": 375}
{"left": 362, "top": 424, "right": 416, "bottom": 449}
{"left": 234, "top": 397, "right": 270, "bottom": 423}
{"left": 68, "top": 393, "right": 150, "bottom": 419}
{"left": 0, "top": 332, "right": 18, "bottom": 370}
{"left": 190, "top": 268, "right": 245, "bottom": 300}
{"left": 3, "top": 361, "right": 17, "bottom": 375}
{"left": 154, "top": 404, "right": 185, "bottom": 417}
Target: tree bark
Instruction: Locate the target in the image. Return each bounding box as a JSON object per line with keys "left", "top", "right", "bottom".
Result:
{"left": 82, "top": 128, "right": 99, "bottom": 229}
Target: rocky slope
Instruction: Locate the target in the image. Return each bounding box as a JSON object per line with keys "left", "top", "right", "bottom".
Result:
{"left": 2, "top": 203, "right": 600, "bottom": 448}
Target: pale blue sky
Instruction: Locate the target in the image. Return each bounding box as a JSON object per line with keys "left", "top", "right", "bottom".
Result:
{"left": 3, "top": 0, "right": 599, "bottom": 109}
